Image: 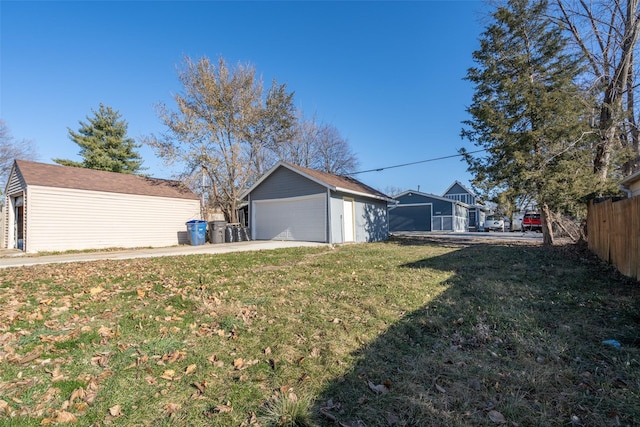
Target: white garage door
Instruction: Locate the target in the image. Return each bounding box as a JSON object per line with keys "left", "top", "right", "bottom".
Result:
{"left": 253, "top": 194, "right": 327, "bottom": 242}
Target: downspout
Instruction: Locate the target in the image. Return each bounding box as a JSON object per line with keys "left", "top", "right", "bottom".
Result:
{"left": 248, "top": 194, "right": 253, "bottom": 241}
{"left": 620, "top": 184, "right": 632, "bottom": 198}
{"left": 326, "top": 188, "right": 332, "bottom": 244}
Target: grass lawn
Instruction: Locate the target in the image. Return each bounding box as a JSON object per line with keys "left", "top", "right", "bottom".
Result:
{"left": 0, "top": 238, "right": 638, "bottom": 426}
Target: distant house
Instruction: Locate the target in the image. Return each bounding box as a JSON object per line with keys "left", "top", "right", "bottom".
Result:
{"left": 621, "top": 170, "right": 640, "bottom": 197}
{"left": 442, "top": 181, "right": 488, "bottom": 231}
{"left": 389, "top": 190, "right": 469, "bottom": 232}
{"left": 4, "top": 160, "right": 200, "bottom": 253}
{"left": 241, "top": 162, "right": 393, "bottom": 243}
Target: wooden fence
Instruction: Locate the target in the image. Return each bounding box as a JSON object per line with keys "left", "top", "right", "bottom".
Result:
{"left": 587, "top": 197, "right": 640, "bottom": 281}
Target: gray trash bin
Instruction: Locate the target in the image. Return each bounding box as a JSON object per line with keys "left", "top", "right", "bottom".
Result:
{"left": 208, "top": 221, "right": 227, "bottom": 244}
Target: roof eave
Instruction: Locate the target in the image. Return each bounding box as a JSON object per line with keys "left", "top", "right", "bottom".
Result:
{"left": 334, "top": 186, "right": 395, "bottom": 202}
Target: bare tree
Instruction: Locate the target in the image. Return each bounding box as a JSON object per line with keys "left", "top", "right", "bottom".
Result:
{"left": 277, "top": 115, "right": 359, "bottom": 175}
{"left": 555, "top": 0, "right": 640, "bottom": 187}
{"left": 312, "top": 123, "right": 359, "bottom": 175}
{"left": 144, "top": 56, "right": 296, "bottom": 223}
{"left": 251, "top": 81, "right": 297, "bottom": 177}
{"left": 0, "top": 119, "right": 38, "bottom": 188}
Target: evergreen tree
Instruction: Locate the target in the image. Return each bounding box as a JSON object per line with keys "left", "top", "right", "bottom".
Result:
{"left": 461, "top": 0, "right": 597, "bottom": 244}
{"left": 54, "top": 104, "right": 144, "bottom": 174}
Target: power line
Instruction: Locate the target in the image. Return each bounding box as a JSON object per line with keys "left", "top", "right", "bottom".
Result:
{"left": 349, "top": 148, "right": 487, "bottom": 175}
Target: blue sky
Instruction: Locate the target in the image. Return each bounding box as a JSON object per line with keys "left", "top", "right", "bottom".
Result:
{"left": 1, "top": 0, "right": 488, "bottom": 196}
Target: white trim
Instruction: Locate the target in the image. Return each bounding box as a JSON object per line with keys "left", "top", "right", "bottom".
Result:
{"left": 342, "top": 197, "right": 355, "bottom": 243}
{"left": 389, "top": 202, "right": 433, "bottom": 209}
{"left": 334, "top": 186, "right": 392, "bottom": 202}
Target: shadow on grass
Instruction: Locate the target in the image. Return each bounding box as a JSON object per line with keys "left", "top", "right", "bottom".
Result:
{"left": 312, "top": 240, "right": 640, "bottom": 426}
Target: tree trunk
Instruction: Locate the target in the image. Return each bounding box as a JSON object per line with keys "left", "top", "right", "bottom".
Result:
{"left": 540, "top": 203, "right": 555, "bottom": 246}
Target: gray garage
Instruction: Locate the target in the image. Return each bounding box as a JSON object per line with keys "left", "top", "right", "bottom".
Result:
{"left": 242, "top": 162, "right": 393, "bottom": 243}
{"left": 390, "top": 190, "right": 469, "bottom": 232}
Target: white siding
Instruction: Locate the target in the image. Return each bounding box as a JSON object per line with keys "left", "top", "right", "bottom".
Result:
{"left": 25, "top": 186, "right": 200, "bottom": 252}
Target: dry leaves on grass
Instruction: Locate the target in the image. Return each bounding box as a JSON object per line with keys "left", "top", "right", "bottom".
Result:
{"left": 41, "top": 410, "right": 77, "bottom": 424}
{"left": 367, "top": 380, "right": 390, "bottom": 394}
{"left": 164, "top": 402, "right": 182, "bottom": 418}
{"left": 488, "top": 410, "right": 507, "bottom": 424}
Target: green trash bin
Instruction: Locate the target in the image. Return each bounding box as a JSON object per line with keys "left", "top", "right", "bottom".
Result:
{"left": 186, "top": 220, "right": 207, "bottom": 246}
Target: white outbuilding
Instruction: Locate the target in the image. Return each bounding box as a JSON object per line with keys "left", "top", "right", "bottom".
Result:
{"left": 4, "top": 160, "right": 201, "bottom": 253}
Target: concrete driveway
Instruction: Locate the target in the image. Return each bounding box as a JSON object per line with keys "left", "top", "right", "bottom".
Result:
{"left": 0, "top": 240, "right": 329, "bottom": 269}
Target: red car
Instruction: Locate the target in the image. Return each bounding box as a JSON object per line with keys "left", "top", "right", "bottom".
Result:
{"left": 522, "top": 213, "right": 542, "bottom": 232}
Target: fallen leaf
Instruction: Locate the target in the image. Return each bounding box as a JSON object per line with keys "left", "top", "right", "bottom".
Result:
{"left": 164, "top": 402, "right": 181, "bottom": 415}
{"left": 16, "top": 348, "right": 43, "bottom": 365}
{"left": 69, "top": 387, "right": 86, "bottom": 402}
{"left": 192, "top": 381, "right": 207, "bottom": 394}
{"left": 185, "top": 364, "right": 196, "bottom": 375}
{"left": 91, "top": 353, "right": 110, "bottom": 367}
{"left": 109, "top": 404, "right": 122, "bottom": 416}
{"left": 45, "top": 365, "right": 65, "bottom": 382}
{"left": 233, "top": 358, "right": 244, "bottom": 369}
{"left": 215, "top": 404, "right": 233, "bottom": 413}
{"left": 488, "top": 410, "right": 506, "bottom": 424}
{"left": 163, "top": 350, "right": 186, "bottom": 363}
{"left": 160, "top": 369, "right": 176, "bottom": 380}
{"left": 89, "top": 286, "right": 104, "bottom": 295}
{"left": 367, "top": 381, "right": 389, "bottom": 394}
{"left": 279, "top": 385, "right": 293, "bottom": 394}
{"left": 386, "top": 412, "right": 400, "bottom": 425}
{"left": 54, "top": 410, "right": 77, "bottom": 423}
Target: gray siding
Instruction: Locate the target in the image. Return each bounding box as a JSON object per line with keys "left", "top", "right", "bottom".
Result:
{"left": 354, "top": 197, "right": 388, "bottom": 243}
{"left": 395, "top": 193, "right": 430, "bottom": 204}
{"left": 396, "top": 193, "right": 452, "bottom": 216}
{"left": 329, "top": 193, "right": 388, "bottom": 243}
{"left": 251, "top": 167, "right": 326, "bottom": 201}
{"left": 443, "top": 183, "right": 477, "bottom": 205}
{"left": 391, "top": 192, "right": 469, "bottom": 232}
{"left": 444, "top": 183, "right": 468, "bottom": 196}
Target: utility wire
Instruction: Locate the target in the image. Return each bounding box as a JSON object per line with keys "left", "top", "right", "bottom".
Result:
{"left": 348, "top": 148, "right": 488, "bottom": 175}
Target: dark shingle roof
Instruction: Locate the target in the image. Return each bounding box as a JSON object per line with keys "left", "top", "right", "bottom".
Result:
{"left": 14, "top": 160, "right": 199, "bottom": 200}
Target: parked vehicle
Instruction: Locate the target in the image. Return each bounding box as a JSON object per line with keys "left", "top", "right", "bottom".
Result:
{"left": 522, "top": 212, "right": 542, "bottom": 232}
{"left": 484, "top": 215, "right": 505, "bottom": 232}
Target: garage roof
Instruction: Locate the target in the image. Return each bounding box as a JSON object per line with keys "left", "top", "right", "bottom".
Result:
{"left": 12, "top": 160, "right": 199, "bottom": 200}
{"left": 242, "top": 162, "right": 394, "bottom": 202}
